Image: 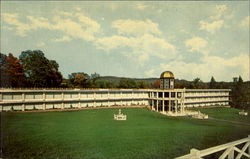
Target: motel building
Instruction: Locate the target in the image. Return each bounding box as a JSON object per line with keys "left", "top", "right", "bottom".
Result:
{"left": 0, "top": 71, "right": 230, "bottom": 116}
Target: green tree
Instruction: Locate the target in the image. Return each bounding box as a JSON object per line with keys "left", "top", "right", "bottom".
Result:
{"left": 191, "top": 78, "right": 201, "bottom": 89}
{"left": 87, "top": 73, "right": 101, "bottom": 88}
{"left": 0, "top": 53, "right": 9, "bottom": 87}
{"left": 94, "top": 80, "right": 115, "bottom": 88}
{"left": 19, "top": 50, "right": 62, "bottom": 87}
{"left": 209, "top": 76, "right": 217, "bottom": 89}
{"left": 231, "top": 76, "right": 249, "bottom": 110}
{"left": 68, "top": 72, "right": 89, "bottom": 88}
{"left": 0, "top": 53, "right": 25, "bottom": 87}
{"left": 152, "top": 80, "right": 160, "bottom": 88}
{"left": 137, "top": 80, "right": 149, "bottom": 88}
{"left": 90, "top": 73, "right": 100, "bottom": 80}
{"left": 118, "top": 78, "right": 138, "bottom": 88}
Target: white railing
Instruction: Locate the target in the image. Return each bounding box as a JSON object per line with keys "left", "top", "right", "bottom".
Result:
{"left": 176, "top": 135, "right": 250, "bottom": 159}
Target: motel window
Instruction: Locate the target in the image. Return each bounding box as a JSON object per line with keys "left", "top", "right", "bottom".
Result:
{"left": 171, "top": 92, "right": 175, "bottom": 98}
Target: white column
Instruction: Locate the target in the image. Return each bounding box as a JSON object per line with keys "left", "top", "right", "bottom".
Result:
{"left": 61, "top": 92, "right": 64, "bottom": 100}
{"left": 61, "top": 102, "right": 64, "bottom": 109}
{"left": 181, "top": 92, "right": 184, "bottom": 113}
{"left": 22, "top": 104, "right": 25, "bottom": 111}
{"left": 43, "top": 92, "right": 46, "bottom": 101}
{"left": 21, "top": 93, "right": 25, "bottom": 111}
{"left": 78, "top": 92, "right": 81, "bottom": 108}
{"left": 107, "top": 91, "right": 110, "bottom": 107}
{"left": 169, "top": 91, "right": 171, "bottom": 112}
{"left": 61, "top": 92, "right": 64, "bottom": 109}
{"left": 132, "top": 91, "right": 134, "bottom": 105}
{"left": 175, "top": 100, "right": 177, "bottom": 113}
{"left": 152, "top": 99, "right": 154, "bottom": 110}
{"left": 175, "top": 92, "right": 178, "bottom": 113}
{"left": 157, "top": 91, "right": 159, "bottom": 111}
{"left": 169, "top": 100, "right": 171, "bottom": 112}
{"left": 22, "top": 93, "right": 25, "bottom": 102}
{"left": 162, "top": 100, "right": 165, "bottom": 113}
{"left": 162, "top": 92, "right": 165, "bottom": 113}
{"left": 94, "top": 92, "right": 96, "bottom": 107}
{"left": 156, "top": 100, "right": 159, "bottom": 112}
{"left": 43, "top": 103, "right": 46, "bottom": 110}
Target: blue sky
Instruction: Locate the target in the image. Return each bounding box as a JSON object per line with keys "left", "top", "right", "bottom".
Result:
{"left": 1, "top": 1, "right": 249, "bottom": 82}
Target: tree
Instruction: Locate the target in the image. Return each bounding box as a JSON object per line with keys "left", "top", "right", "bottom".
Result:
{"left": 0, "top": 53, "right": 9, "bottom": 87}
{"left": 137, "top": 81, "right": 148, "bottom": 88}
{"left": 238, "top": 76, "right": 243, "bottom": 84}
{"left": 87, "top": 73, "right": 101, "bottom": 88}
{"left": 152, "top": 80, "right": 160, "bottom": 88}
{"left": 90, "top": 73, "right": 100, "bottom": 80}
{"left": 118, "top": 78, "right": 138, "bottom": 88}
{"left": 191, "top": 78, "right": 201, "bottom": 89}
{"left": 231, "top": 76, "right": 249, "bottom": 110}
{"left": 68, "top": 72, "right": 89, "bottom": 88}
{"left": 19, "top": 50, "right": 62, "bottom": 87}
{"left": 0, "top": 53, "right": 25, "bottom": 87}
{"left": 209, "top": 76, "right": 217, "bottom": 89}
{"left": 94, "top": 80, "right": 115, "bottom": 88}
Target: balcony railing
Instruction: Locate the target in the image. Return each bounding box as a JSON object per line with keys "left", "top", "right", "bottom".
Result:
{"left": 175, "top": 135, "right": 250, "bottom": 159}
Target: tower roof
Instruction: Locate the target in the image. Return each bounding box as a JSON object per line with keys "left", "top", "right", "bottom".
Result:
{"left": 160, "top": 71, "right": 174, "bottom": 79}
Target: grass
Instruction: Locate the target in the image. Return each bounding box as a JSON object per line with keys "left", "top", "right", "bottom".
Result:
{"left": 1, "top": 108, "right": 250, "bottom": 159}
{"left": 193, "top": 107, "right": 250, "bottom": 122}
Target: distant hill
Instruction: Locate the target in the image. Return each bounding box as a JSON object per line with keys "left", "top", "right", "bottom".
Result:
{"left": 98, "top": 76, "right": 249, "bottom": 84}
{"left": 98, "top": 76, "right": 158, "bottom": 83}
{"left": 98, "top": 76, "right": 191, "bottom": 84}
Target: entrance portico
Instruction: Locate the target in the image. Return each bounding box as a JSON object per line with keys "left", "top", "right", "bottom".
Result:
{"left": 149, "top": 89, "right": 185, "bottom": 115}
{"left": 149, "top": 71, "right": 185, "bottom": 115}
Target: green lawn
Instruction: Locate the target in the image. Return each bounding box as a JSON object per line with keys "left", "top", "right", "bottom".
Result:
{"left": 1, "top": 108, "right": 250, "bottom": 159}
{"left": 193, "top": 107, "right": 250, "bottom": 122}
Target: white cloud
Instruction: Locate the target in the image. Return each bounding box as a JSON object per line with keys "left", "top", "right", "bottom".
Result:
{"left": 96, "top": 34, "right": 176, "bottom": 63}
{"left": 160, "top": 53, "right": 249, "bottom": 81}
{"left": 145, "top": 68, "right": 157, "bottom": 77}
{"left": 210, "top": 5, "right": 227, "bottom": 20}
{"left": 185, "top": 37, "right": 207, "bottom": 53}
{"left": 199, "top": 20, "right": 224, "bottom": 34}
{"left": 52, "top": 36, "right": 71, "bottom": 42}
{"left": 240, "top": 16, "right": 250, "bottom": 28}
{"left": 27, "top": 16, "right": 52, "bottom": 30}
{"left": 199, "top": 4, "right": 229, "bottom": 34}
{"left": 2, "top": 11, "right": 101, "bottom": 41}
{"left": 96, "top": 18, "right": 175, "bottom": 63}
{"left": 2, "top": 13, "right": 30, "bottom": 36}
{"left": 95, "top": 35, "right": 130, "bottom": 51}
{"left": 110, "top": 3, "right": 118, "bottom": 11}
{"left": 75, "top": 7, "right": 81, "bottom": 11}
{"left": 36, "top": 42, "right": 46, "bottom": 47}
{"left": 135, "top": 3, "right": 150, "bottom": 10}
{"left": 112, "top": 19, "right": 161, "bottom": 36}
